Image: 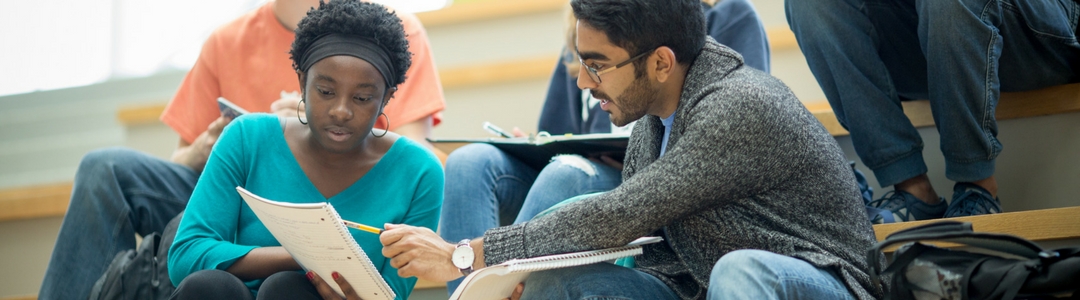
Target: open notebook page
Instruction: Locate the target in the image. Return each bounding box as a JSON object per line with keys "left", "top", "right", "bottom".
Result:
{"left": 237, "top": 187, "right": 395, "bottom": 300}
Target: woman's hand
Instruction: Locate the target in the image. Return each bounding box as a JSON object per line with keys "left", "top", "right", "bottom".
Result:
{"left": 308, "top": 271, "right": 363, "bottom": 300}
{"left": 501, "top": 282, "right": 524, "bottom": 300}
{"left": 587, "top": 154, "right": 624, "bottom": 171}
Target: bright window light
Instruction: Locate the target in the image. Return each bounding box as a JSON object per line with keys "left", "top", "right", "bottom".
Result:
{"left": 372, "top": 0, "right": 452, "bottom": 13}
{"left": 0, "top": 0, "right": 450, "bottom": 97}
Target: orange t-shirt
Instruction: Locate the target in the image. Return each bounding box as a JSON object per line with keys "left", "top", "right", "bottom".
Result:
{"left": 161, "top": 2, "right": 445, "bottom": 144}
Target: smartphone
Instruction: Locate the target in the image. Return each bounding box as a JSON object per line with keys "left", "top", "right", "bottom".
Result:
{"left": 217, "top": 97, "right": 249, "bottom": 119}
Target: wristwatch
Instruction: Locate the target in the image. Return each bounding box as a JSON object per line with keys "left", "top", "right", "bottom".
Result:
{"left": 451, "top": 239, "right": 475, "bottom": 276}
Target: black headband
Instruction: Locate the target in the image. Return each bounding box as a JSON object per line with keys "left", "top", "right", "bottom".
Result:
{"left": 297, "top": 33, "right": 397, "bottom": 88}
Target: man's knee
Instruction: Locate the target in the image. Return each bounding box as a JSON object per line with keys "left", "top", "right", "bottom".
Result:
{"left": 544, "top": 155, "right": 599, "bottom": 178}
{"left": 920, "top": 0, "right": 990, "bottom": 16}
{"left": 711, "top": 249, "right": 778, "bottom": 286}
{"left": 78, "top": 147, "right": 132, "bottom": 174}
{"left": 76, "top": 147, "right": 154, "bottom": 182}
{"left": 786, "top": 0, "right": 843, "bottom": 21}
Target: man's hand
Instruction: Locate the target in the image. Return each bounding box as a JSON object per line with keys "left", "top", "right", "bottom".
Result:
{"left": 270, "top": 90, "right": 303, "bottom": 119}
{"left": 511, "top": 127, "right": 527, "bottom": 138}
{"left": 379, "top": 223, "right": 462, "bottom": 282}
{"left": 588, "top": 154, "right": 624, "bottom": 171}
{"left": 308, "top": 271, "right": 363, "bottom": 300}
{"left": 171, "top": 116, "right": 231, "bottom": 172}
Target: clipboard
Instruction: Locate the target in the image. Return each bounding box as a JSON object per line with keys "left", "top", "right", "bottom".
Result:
{"left": 427, "top": 133, "right": 630, "bottom": 170}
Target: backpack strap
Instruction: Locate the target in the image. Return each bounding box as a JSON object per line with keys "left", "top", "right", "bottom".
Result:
{"left": 873, "top": 221, "right": 1045, "bottom": 257}
{"left": 867, "top": 221, "right": 1049, "bottom": 289}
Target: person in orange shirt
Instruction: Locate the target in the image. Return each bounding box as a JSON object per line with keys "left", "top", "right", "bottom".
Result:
{"left": 38, "top": 1, "right": 445, "bottom": 299}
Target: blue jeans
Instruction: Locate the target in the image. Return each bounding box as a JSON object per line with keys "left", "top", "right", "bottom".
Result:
{"left": 709, "top": 250, "right": 856, "bottom": 300}
{"left": 39, "top": 148, "right": 197, "bottom": 300}
{"left": 439, "top": 143, "right": 621, "bottom": 294}
{"left": 787, "top": 0, "right": 1080, "bottom": 186}
{"left": 521, "top": 262, "right": 680, "bottom": 300}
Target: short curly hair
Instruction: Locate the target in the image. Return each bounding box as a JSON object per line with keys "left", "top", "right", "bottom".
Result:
{"left": 289, "top": 0, "right": 411, "bottom": 88}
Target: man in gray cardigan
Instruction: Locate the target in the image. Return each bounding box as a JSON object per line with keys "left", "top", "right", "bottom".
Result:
{"left": 380, "top": 0, "right": 882, "bottom": 299}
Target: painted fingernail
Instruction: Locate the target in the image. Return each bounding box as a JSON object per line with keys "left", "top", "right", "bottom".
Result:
{"left": 332, "top": 272, "right": 340, "bottom": 280}
{"left": 306, "top": 271, "right": 314, "bottom": 280}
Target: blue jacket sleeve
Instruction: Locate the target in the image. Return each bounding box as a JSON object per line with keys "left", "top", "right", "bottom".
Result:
{"left": 707, "top": 0, "right": 771, "bottom": 73}
{"left": 537, "top": 53, "right": 614, "bottom": 135}
{"left": 537, "top": 59, "right": 584, "bottom": 135}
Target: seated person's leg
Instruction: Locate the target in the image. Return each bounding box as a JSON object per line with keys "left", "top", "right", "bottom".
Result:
{"left": 514, "top": 155, "right": 621, "bottom": 223}
{"left": 171, "top": 269, "right": 253, "bottom": 300}
{"left": 39, "top": 147, "right": 198, "bottom": 300}
{"left": 708, "top": 249, "right": 854, "bottom": 300}
{"left": 522, "top": 262, "right": 679, "bottom": 300}
{"left": 789, "top": 0, "right": 949, "bottom": 223}
{"left": 924, "top": 0, "right": 1078, "bottom": 217}
{"left": 439, "top": 143, "right": 539, "bottom": 293}
{"left": 707, "top": 0, "right": 771, "bottom": 73}
{"left": 256, "top": 271, "right": 320, "bottom": 300}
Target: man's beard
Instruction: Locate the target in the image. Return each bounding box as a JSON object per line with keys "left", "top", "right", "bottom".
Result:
{"left": 598, "top": 74, "right": 658, "bottom": 127}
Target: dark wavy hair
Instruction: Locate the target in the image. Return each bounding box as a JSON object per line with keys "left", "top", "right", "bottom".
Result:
{"left": 571, "top": 0, "right": 705, "bottom": 72}
{"left": 289, "top": 0, "right": 411, "bottom": 88}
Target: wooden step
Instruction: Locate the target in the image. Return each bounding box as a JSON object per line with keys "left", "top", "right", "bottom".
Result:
{"left": 871, "top": 206, "right": 1080, "bottom": 252}
{"left": 0, "top": 182, "right": 71, "bottom": 222}
{"left": 806, "top": 83, "right": 1080, "bottom": 136}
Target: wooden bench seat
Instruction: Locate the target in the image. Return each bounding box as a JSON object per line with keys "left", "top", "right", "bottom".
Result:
{"left": 0, "top": 182, "right": 71, "bottom": 222}
{"left": 872, "top": 206, "right": 1080, "bottom": 252}
{"left": 807, "top": 83, "right": 1080, "bottom": 136}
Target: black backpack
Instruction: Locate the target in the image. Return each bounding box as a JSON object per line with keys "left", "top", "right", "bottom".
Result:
{"left": 868, "top": 221, "right": 1080, "bottom": 300}
{"left": 87, "top": 212, "right": 183, "bottom": 300}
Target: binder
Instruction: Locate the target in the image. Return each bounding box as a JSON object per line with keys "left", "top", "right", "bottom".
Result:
{"left": 428, "top": 133, "right": 630, "bottom": 169}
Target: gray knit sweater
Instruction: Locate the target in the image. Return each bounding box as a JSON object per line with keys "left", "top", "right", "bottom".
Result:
{"left": 484, "top": 39, "right": 882, "bottom": 300}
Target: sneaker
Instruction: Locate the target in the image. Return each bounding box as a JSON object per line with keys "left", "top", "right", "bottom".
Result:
{"left": 944, "top": 183, "right": 1001, "bottom": 218}
{"left": 866, "top": 190, "right": 947, "bottom": 224}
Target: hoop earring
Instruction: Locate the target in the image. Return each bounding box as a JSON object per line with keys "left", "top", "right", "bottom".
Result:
{"left": 372, "top": 113, "right": 389, "bottom": 138}
{"left": 296, "top": 99, "right": 308, "bottom": 125}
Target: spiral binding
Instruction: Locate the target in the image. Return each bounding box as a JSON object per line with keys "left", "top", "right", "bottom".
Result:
{"left": 325, "top": 204, "right": 396, "bottom": 300}
{"left": 504, "top": 245, "right": 643, "bottom": 273}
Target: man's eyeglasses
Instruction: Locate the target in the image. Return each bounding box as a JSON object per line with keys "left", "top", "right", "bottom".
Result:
{"left": 578, "top": 50, "right": 652, "bottom": 84}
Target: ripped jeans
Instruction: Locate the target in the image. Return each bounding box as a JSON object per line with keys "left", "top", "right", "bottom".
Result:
{"left": 438, "top": 143, "right": 622, "bottom": 294}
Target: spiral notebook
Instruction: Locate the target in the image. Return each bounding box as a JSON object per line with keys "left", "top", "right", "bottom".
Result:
{"left": 236, "top": 187, "right": 395, "bottom": 300}
{"left": 449, "top": 236, "right": 662, "bottom": 300}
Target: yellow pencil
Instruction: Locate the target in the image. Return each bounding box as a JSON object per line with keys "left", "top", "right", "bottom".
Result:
{"left": 342, "top": 220, "right": 382, "bottom": 234}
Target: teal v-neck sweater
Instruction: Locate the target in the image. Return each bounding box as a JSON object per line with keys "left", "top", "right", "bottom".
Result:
{"left": 168, "top": 114, "right": 443, "bottom": 299}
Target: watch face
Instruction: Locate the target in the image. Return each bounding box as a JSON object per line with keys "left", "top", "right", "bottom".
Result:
{"left": 452, "top": 246, "right": 474, "bottom": 269}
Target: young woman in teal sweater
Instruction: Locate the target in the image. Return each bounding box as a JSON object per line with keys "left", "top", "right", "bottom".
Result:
{"left": 167, "top": 1, "right": 443, "bottom": 299}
